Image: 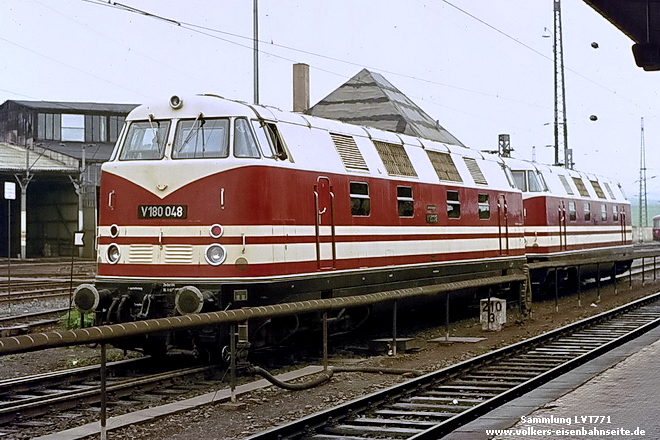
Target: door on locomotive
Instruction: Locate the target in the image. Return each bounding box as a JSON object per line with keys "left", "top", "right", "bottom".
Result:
{"left": 314, "top": 176, "right": 336, "bottom": 269}
{"left": 497, "top": 194, "right": 509, "bottom": 255}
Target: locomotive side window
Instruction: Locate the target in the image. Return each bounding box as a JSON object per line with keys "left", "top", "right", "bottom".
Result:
{"left": 478, "top": 193, "right": 490, "bottom": 219}
{"left": 511, "top": 170, "right": 545, "bottom": 192}
{"left": 173, "top": 118, "right": 229, "bottom": 159}
{"left": 568, "top": 201, "right": 577, "bottom": 221}
{"left": 447, "top": 190, "right": 460, "bottom": 219}
{"left": 528, "top": 171, "right": 546, "bottom": 192}
{"left": 234, "top": 118, "right": 260, "bottom": 158}
{"left": 119, "top": 120, "right": 170, "bottom": 160}
{"left": 511, "top": 171, "right": 526, "bottom": 192}
{"left": 251, "top": 120, "right": 276, "bottom": 158}
{"left": 601, "top": 204, "right": 607, "bottom": 221}
{"left": 397, "top": 186, "right": 414, "bottom": 217}
{"left": 264, "top": 123, "right": 290, "bottom": 161}
{"left": 613, "top": 205, "right": 619, "bottom": 222}
{"left": 349, "top": 182, "right": 370, "bottom": 216}
{"left": 584, "top": 203, "right": 591, "bottom": 221}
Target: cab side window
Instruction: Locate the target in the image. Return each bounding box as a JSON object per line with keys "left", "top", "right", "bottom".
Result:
{"left": 234, "top": 118, "right": 260, "bottom": 158}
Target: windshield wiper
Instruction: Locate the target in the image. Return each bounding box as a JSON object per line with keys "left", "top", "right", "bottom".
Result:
{"left": 147, "top": 113, "right": 164, "bottom": 154}
{"left": 177, "top": 113, "right": 205, "bottom": 153}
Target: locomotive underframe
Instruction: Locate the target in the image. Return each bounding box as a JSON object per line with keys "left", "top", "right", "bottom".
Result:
{"left": 90, "top": 256, "right": 527, "bottom": 357}
{"left": 527, "top": 244, "right": 634, "bottom": 295}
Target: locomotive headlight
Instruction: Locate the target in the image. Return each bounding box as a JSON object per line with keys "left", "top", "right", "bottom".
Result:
{"left": 169, "top": 95, "right": 183, "bottom": 109}
{"left": 107, "top": 244, "right": 121, "bottom": 264}
{"left": 205, "top": 244, "right": 227, "bottom": 266}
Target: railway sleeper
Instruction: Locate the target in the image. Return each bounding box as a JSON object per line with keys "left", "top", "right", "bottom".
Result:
{"left": 479, "top": 365, "right": 552, "bottom": 373}
{"left": 374, "top": 408, "right": 455, "bottom": 420}
{"left": 403, "top": 398, "right": 478, "bottom": 411}
{"left": 447, "top": 379, "right": 521, "bottom": 388}
{"left": 492, "top": 361, "right": 560, "bottom": 368}
{"left": 307, "top": 435, "right": 376, "bottom": 440}
{"left": 349, "top": 417, "right": 438, "bottom": 429}
{"left": 387, "top": 401, "right": 469, "bottom": 414}
{"left": 428, "top": 385, "right": 506, "bottom": 395}
{"left": 459, "top": 373, "right": 533, "bottom": 381}
{"left": 413, "top": 395, "right": 485, "bottom": 405}
{"left": 544, "top": 340, "right": 603, "bottom": 347}
{"left": 323, "top": 422, "right": 424, "bottom": 437}
{"left": 526, "top": 347, "right": 591, "bottom": 354}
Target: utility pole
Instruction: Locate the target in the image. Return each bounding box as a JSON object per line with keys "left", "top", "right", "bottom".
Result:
{"left": 253, "top": 0, "right": 259, "bottom": 105}
{"left": 552, "top": 0, "right": 570, "bottom": 168}
{"left": 639, "top": 117, "right": 648, "bottom": 234}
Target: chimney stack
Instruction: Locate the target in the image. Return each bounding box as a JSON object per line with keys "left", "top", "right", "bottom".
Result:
{"left": 293, "top": 63, "right": 310, "bottom": 112}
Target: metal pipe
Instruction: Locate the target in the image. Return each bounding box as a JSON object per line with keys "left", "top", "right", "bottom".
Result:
{"left": 554, "top": 269, "right": 559, "bottom": 312}
{"left": 322, "top": 312, "right": 328, "bottom": 371}
{"left": 0, "top": 274, "right": 525, "bottom": 355}
{"left": 100, "top": 343, "right": 107, "bottom": 440}
{"left": 230, "top": 324, "right": 236, "bottom": 403}
{"left": 596, "top": 263, "right": 601, "bottom": 303}
{"left": 392, "top": 300, "right": 398, "bottom": 356}
{"left": 614, "top": 261, "right": 618, "bottom": 296}
{"left": 577, "top": 265, "right": 582, "bottom": 307}
{"left": 642, "top": 257, "right": 646, "bottom": 286}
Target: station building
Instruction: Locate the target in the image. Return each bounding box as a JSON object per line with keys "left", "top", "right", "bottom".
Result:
{"left": 0, "top": 100, "right": 137, "bottom": 259}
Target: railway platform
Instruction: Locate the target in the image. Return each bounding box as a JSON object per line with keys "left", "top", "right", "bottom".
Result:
{"left": 446, "top": 323, "right": 660, "bottom": 439}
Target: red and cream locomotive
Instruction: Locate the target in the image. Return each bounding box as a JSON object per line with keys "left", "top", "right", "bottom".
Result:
{"left": 73, "top": 93, "right": 631, "bottom": 356}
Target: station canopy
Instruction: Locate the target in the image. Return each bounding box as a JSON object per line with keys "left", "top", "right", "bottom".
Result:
{"left": 583, "top": 0, "right": 660, "bottom": 70}
{"left": 0, "top": 142, "right": 79, "bottom": 175}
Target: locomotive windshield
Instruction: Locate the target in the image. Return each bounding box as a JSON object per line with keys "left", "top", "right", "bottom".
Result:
{"left": 119, "top": 120, "right": 170, "bottom": 160}
{"left": 511, "top": 170, "right": 547, "bottom": 192}
{"left": 173, "top": 118, "right": 229, "bottom": 159}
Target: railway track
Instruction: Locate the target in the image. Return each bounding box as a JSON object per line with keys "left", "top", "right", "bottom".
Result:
{"left": 0, "top": 280, "right": 92, "bottom": 308}
{"left": 0, "top": 307, "right": 71, "bottom": 336}
{"left": 246, "top": 291, "right": 660, "bottom": 440}
{"left": 0, "top": 356, "right": 217, "bottom": 437}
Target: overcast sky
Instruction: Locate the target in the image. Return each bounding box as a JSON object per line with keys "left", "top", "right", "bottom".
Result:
{"left": 1, "top": 0, "right": 659, "bottom": 200}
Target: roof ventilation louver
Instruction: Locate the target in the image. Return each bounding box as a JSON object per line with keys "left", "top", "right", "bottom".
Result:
{"left": 463, "top": 157, "right": 488, "bottom": 185}
{"left": 330, "top": 133, "right": 369, "bottom": 171}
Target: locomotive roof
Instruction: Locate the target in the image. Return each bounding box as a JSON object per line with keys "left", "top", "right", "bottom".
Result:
{"left": 502, "top": 156, "right": 627, "bottom": 202}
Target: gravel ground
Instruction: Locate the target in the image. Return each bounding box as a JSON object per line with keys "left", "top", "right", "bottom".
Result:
{"left": 110, "top": 281, "right": 659, "bottom": 440}
{"left": 0, "top": 256, "right": 657, "bottom": 439}
{"left": 0, "top": 276, "right": 653, "bottom": 440}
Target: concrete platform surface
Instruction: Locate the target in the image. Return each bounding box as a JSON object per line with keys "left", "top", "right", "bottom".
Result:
{"left": 445, "top": 325, "right": 660, "bottom": 439}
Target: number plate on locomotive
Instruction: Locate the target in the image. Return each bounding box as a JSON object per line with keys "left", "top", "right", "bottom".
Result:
{"left": 138, "top": 205, "right": 187, "bottom": 219}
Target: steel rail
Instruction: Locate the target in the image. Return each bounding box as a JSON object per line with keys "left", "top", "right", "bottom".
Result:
{"left": 244, "top": 291, "right": 660, "bottom": 440}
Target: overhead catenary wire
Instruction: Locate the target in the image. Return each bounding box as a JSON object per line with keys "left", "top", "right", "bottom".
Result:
{"left": 77, "top": 0, "right": 657, "bottom": 119}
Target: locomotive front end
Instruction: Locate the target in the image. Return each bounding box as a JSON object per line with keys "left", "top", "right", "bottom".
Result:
{"left": 73, "top": 95, "right": 280, "bottom": 357}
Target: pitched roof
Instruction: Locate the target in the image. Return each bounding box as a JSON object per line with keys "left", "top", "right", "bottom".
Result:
{"left": 306, "top": 69, "right": 464, "bottom": 146}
